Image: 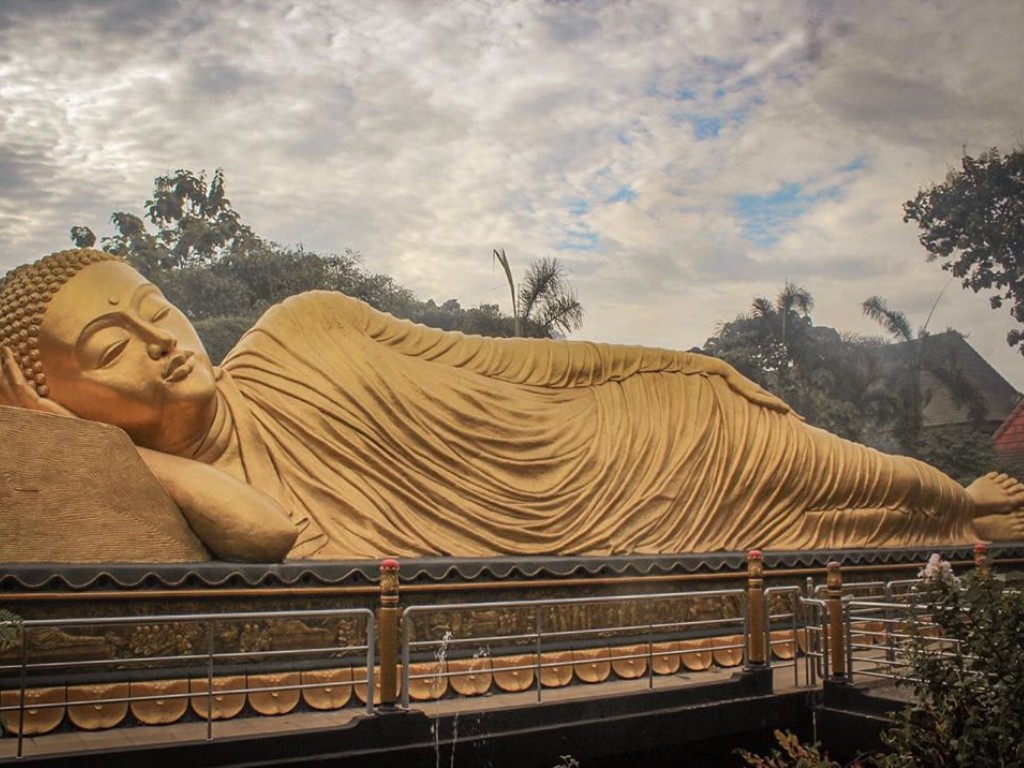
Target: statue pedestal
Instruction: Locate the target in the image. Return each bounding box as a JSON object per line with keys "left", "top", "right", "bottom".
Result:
{"left": 0, "top": 406, "right": 209, "bottom": 563}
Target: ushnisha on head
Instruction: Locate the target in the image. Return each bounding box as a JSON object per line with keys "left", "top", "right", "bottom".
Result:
{"left": 0, "top": 249, "right": 219, "bottom": 453}
{"left": 0, "top": 249, "right": 121, "bottom": 398}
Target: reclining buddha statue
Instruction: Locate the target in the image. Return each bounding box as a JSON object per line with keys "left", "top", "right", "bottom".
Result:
{"left": 1, "top": 248, "right": 1022, "bottom": 562}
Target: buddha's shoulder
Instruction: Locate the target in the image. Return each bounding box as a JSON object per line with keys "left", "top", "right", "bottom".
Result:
{"left": 257, "top": 290, "right": 375, "bottom": 329}
{"left": 278, "top": 289, "right": 369, "bottom": 312}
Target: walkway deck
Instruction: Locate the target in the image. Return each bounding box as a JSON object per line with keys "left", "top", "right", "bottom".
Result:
{"left": 1, "top": 663, "right": 816, "bottom": 764}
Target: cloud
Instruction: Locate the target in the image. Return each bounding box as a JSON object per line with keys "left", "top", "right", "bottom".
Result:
{"left": 1, "top": 0, "right": 1023, "bottom": 391}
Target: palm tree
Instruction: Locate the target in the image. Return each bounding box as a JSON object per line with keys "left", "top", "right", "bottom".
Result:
{"left": 861, "top": 295, "right": 986, "bottom": 456}
{"left": 746, "top": 282, "right": 815, "bottom": 385}
{"left": 492, "top": 250, "right": 585, "bottom": 338}
{"left": 862, "top": 295, "right": 915, "bottom": 342}
{"left": 862, "top": 296, "right": 924, "bottom": 451}
{"left": 774, "top": 281, "right": 814, "bottom": 349}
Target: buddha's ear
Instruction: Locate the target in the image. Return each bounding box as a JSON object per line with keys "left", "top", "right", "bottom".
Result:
{"left": 0, "top": 347, "right": 77, "bottom": 419}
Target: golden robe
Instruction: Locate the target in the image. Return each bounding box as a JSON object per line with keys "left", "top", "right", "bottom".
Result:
{"left": 215, "top": 292, "right": 974, "bottom": 559}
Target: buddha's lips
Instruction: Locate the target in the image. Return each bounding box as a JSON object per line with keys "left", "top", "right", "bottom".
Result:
{"left": 163, "top": 352, "right": 194, "bottom": 382}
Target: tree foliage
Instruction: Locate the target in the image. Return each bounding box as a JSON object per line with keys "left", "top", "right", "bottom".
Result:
{"left": 704, "top": 283, "right": 877, "bottom": 441}
{"left": 492, "top": 249, "right": 585, "bottom": 338}
{"left": 740, "top": 562, "right": 1024, "bottom": 767}
{"left": 903, "top": 147, "right": 1024, "bottom": 354}
{"left": 860, "top": 295, "right": 990, "bottom": 480}
{"left": 877, "top": 564, "right": 1024, "bottom": 767}
{"left": 705, "top": 285, "right": 1000, "bottom": 483}
{"left": 72, "top": 169, "right": 580, "bottom": 361}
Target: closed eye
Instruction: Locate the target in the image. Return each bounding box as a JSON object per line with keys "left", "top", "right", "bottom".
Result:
{"left": 98, "top": 339, "right": 128, "bottom": 368}
{"left": 152, "top": 306, "right": 171, "bottom": 322}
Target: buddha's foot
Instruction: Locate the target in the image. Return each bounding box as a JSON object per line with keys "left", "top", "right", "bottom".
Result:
{"left": 968, "top": 472, "right": 1024, "bottom": 541}
{"left": 974, "top": 511, "right": 1024, "bottom": 542}
{"left": 966, "top": 471, "right": 1024, "bottom": 515}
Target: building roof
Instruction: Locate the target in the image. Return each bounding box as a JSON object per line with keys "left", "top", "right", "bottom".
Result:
{"left": 871, "top": 331, "right": 1020, "bottom": 430}
{"left": 993, "top": 397, "right": 1024, "bottom": 459}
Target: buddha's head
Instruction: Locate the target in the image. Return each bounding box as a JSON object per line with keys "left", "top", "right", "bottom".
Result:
{"left": 0, "top": 249, "right": 218, "bottom": 451}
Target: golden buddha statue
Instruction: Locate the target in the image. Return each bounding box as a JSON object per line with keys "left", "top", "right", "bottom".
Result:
{"left": 1, "top": 248, "right": 1022, "bottom": 563}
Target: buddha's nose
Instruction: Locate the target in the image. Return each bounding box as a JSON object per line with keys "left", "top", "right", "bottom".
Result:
{"left": 146, "top": 333, "right": 176, "bottom": 360}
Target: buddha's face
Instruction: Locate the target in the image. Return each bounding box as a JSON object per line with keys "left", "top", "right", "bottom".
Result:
{"left": 38, "top": 260, "right": 218, "bottom": 452}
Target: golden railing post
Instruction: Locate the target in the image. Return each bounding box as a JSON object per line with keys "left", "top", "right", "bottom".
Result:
{"left": 974, "top": 542, "right": 990, "bottom": 576}
{"left": 377, "top": 557, "right": 400, "bottom": 710}
{"left": 826, "top": 560, "right": 846, "bottom": 680}
{"left": 746, "top": 549, "right": 767, "bottom": 667}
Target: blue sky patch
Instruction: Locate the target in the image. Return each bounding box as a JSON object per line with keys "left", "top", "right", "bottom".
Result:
{"left": 734, "top": 182, "right": 843, "bottom": 247}
{"left": 839, "top": 155, "right": 868, "bottom": 173}
{"left": 568, "top": 197, "right": 589, "bottom": 216}
{"left": 689, "top": 116, "right": 722, "bottom": 140}
{"left": 556, "top": 229, "right": 600, "bottom": 252}
{"left": 696, "top": 55, "right": 746, "bottom": 74}
{"left": 608, "top": 185, "right": 637, "bottom": 203}
{"left": 732, "top": 158, "right": 866, "bottom": 246}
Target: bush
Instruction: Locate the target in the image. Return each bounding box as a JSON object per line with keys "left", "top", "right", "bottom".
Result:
{"left": 875, "top": 563, "right": 1024, "bottom": 767}
{"left": 738, "top": 559, "right": 1024, "bottom": 767}
{"left": 736, "top": 730, "right": 845, "bottom": 767}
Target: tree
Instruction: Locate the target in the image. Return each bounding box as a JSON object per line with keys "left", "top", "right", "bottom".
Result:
{"left": 903, "top": 147, "right": 1024, "bottom": 354}
{"left": 71, "top": 169, "right": 548, "bottom": 361}
{"left": 861, "top": 296, "right": 989, "bottom": 478}
{"left": 861, "top": 296, "right": 926, "bottom": 452}
{"left": 72, "top": 169, "right": 258, "bottom": 280}
{"left": 703, "top": 283, "right": 810, "bottom": 390}
{"left": 705, "top": 286, "right": 996, "bottom": 478}
{"left": 748, "top": 281, "right": 815, "bottom": 393}
{"left": 704, "top": 283, "right": 869, "bottom": 440}
{"left": 492, "top": 249, "right": 585, "bottom": 338}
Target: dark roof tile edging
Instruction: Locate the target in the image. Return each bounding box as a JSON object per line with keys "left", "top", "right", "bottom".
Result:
{"left": 3, "top": 544, "right": 1022, "bottom": 593}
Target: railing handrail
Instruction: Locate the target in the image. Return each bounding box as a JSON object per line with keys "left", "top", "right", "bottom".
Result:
{"left": 399, "top": 585, "right": 748, "bottom": 709}
{"left": 3, "top": 606, "right": 376, "bottom": 759}
{"left": 8, "top": 606, "right": 369, "bottom": 630}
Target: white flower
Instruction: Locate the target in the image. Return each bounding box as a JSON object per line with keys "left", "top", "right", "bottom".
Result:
{"left": 919, "top": 553, "right": 956, "bottom": 586}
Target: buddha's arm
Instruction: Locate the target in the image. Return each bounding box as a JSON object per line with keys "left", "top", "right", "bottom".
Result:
{"left": 4, "top": 346, "right": 296, "bottom": 561}
{"left": 135, "top": 448, "right": 297, "bottom": 562}
{"left": 340, "top": 295, "right": 790, "bottom": 414}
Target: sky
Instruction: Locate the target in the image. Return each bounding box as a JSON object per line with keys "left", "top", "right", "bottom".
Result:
{"left": 2, "top": 0, "right": 1023, "bottom": 388}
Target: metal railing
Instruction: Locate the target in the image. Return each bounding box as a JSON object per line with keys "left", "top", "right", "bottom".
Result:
{"left": 1, "top": 546, "right": 997, "bottom": 758}
{"left": 0, "top": 607, "right": 375, "bottom": 759}
{"left": 764, "top": 585, "right": 802, "bottom": 686}
{"left": 398, "top": 587, "right": 748, "bottom": 709}
{"left": 800, "top": 575, "right": 939, "bottom": 683}
{"left": 844, "top": 596, "right": 955, "bottom": 684}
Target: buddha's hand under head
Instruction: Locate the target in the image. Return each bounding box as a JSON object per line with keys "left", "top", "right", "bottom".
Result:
{"left": 0, "top": 346, "right": 75, "bottom": 418}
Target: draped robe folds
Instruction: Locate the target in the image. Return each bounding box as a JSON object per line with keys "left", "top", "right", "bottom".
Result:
{"left": 216, "top": 291, "right": 975, "bottom": 560}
